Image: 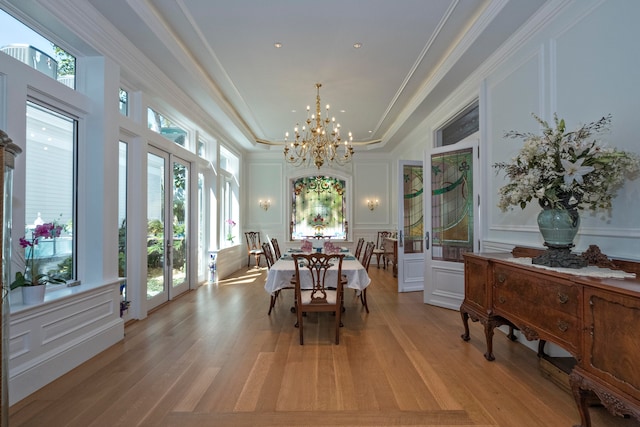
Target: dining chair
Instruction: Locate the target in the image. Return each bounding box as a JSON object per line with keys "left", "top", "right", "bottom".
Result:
{"left": 270, "top": 237, "right": 282, "bottom": 259}
{"left": 262, "top": 242, "right": 275, "bottom": 268}
{"left": 354, "top": 237, "right": 365, "bottom": 261}
{"left": 358, "top": 241, "right": 376, "bottom": 313}
{"left": 372, "top": 231, "right": 393, "bottom": 268}
{"left": 292, "top": 253, "right": 345, "bottom": 345}
{"left": 244, "top": 231, "right": 264, "bottom": 268}
{"left": 263, "top": 242, "right": 280, "bottom": 315}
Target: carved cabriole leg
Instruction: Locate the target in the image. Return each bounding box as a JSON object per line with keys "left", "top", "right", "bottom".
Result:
{"left": 483, "top": 318, "right": 498, "bottom": 361}
{"left": 570, "top": 370, "right": 592, "bottom": 427}
{"left": 460, "top": 310, "right": 471, "bottom": 341}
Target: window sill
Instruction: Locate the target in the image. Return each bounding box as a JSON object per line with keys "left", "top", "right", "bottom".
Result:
{"left": 8, "top": 279, "right": 122, "bottom": 314}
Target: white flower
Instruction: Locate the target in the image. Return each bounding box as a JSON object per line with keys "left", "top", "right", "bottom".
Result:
{"left": 561, "top": 158, "right": 594, "bottom": 185}
{"left": 494, "top": 113, "right": 639, "bottom": 212}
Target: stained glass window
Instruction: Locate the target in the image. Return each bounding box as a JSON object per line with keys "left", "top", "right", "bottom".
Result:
{"left": 290, "top": 176, "right": 346, "bottom": 240}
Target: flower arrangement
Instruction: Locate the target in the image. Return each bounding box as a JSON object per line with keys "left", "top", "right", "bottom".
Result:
{"left": 226, "top": 219, "right": 236, "bottom": 242}
{"left": 494, "top": 113, "right": 639, "bottom": 213}
{"left": 10, "top": 222, "right": 67, "bottom": 289}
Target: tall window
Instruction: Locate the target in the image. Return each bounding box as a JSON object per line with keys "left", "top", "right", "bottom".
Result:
{"left": 220, "top": 147, "right": 238, "bottom": 247}
{"left": 118, "top": 141, "right": 128, "bottom": 313}
{"left": 24, "top": 101, "right": 76, "bottom": 283}
{"left": 290, "top": 176, "right": 347, "bottom": 240}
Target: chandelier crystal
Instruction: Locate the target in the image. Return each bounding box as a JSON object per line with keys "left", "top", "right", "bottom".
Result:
{"left": 284, "top": 83, "right": 354, "bottom": 169}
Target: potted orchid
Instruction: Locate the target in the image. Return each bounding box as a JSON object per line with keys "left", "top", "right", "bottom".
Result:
{"left": 11, "top": 222, "right": 67, "bottom": 304}
{"left": 226, "top": 219, "right": 236, "bottom": 244}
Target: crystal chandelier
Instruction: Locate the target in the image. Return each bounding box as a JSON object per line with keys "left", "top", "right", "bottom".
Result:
{"left": 284, "top": 83, "right": 354, "bottom": 169}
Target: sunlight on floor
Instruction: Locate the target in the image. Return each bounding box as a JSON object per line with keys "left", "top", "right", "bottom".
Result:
{"left": 209, "top": 267, "right": 267, "bottom": 287}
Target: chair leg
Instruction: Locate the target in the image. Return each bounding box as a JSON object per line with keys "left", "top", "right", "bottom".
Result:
{"left": 296, "top": 308, "right": 304, "bottom": 345}
{"left": 268, "top": 290, "right": 280, "bottom": 315}
{"left": 360, "top": 289, "right": 369, "bottom": 313}
{"left": 335, "top": 307, "right": 341, "bottom": 345}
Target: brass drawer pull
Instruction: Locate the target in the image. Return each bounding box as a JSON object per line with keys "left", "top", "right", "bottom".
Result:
{"left": 497, "top": 274, "right": 506, "bottom": 284}
{"left": 498, "top": 296, "right": 506, "bottom": 304}
{"left": 557, "top": 292, "right": 569, "bottom": 304}
{"left": 557, "top": 320, "right": 569, "bottom": 332}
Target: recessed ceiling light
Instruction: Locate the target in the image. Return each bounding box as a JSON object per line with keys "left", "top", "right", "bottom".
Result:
{"left": 353, "top": 42, "right": 362, "bottom": 49}
{"left": 274, "top": 42, "right": 283, "bottom": 48}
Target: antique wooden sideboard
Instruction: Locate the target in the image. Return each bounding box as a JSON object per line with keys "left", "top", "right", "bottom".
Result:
{"left": 460, "top": 249, "right": 640, "bottom": 427}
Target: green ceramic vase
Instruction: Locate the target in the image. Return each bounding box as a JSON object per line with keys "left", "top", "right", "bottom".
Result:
{"left": 537, "top": 208, "right": 580, "bottom": 247}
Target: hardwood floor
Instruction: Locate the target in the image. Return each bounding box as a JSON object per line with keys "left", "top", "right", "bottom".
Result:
{"left": 9, "top": 264, "right": 639, "bottom": 427}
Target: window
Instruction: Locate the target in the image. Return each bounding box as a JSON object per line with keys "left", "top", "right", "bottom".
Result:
{"left": 197, "top": 137, "right": 205, "bottom": 158}
{"left": 24, "top": 101, "right": 76, "bottom": 283}
{"left": 219, "top": 147, "right": 238, "bottom": 247}
{"left": 118, "top": 141, "right": 129, "bottom": 314}
{"left": 119, "top": 88, "right": 128, "bottom": 116}
{"left": 290, "top": 176, "right": 347, "bottom": 240}
{"left": 0, "top": 9, "right": 76, "bottom": 88}
{"left": 437, "top": 102, "right": 479, "bottom": 147}
{"left": 147, "top": 107, "right": 188, "bottom": 147}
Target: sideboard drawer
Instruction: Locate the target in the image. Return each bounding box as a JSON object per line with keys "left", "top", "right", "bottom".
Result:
{"left": 493, "top": 265, "right": 581, "bottom": 352}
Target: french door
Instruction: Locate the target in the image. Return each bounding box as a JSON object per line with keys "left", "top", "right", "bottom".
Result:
{"left": 147, "top": 147, "right": 190, "bottom": 310}
{"left": 397, "top": 160, "right": 425, "bottom": 292}
{"left": 424, "top": 136, "right": 479, "bottom": 309}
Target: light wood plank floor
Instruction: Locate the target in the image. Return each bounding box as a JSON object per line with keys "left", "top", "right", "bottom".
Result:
{"left": 9, "top": 264, "right": 640, "bottom": 427}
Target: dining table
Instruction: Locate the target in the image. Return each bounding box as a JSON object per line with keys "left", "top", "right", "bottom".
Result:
{"left": 264, "top": 249, "right": 371, "bottom": 295}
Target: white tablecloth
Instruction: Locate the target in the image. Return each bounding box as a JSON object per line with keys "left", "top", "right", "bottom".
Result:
{"left": 264, "top": 255, "right": 371, "bottom": 295}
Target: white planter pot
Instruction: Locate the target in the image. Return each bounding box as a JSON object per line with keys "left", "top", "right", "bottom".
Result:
{"left": 21, "top": 285, "right": 46, "bottom": 305}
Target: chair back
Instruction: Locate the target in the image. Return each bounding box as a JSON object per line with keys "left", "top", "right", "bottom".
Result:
{"left": 245, "top": 231, "right": 261, "bottom": 251}
{"left": 361, "top": 241, "right": 375, "bottom": 271}
{"left": 376, "top": 231, "right": 393, "bottom": 249}
{"left": 354, "top": 237, "right": 365, "bottom": 260}
{"left": 262, "top": 242, "right": 275, "bottom": 268}
{"left": 292, "top": 253, "right": 344, "bottom": 305}
{"left": 270, "top": 237, "right": 282, "bottom": 259}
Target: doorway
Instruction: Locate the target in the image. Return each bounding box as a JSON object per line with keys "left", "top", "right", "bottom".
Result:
{"left": 146, "top": 147, "right": 190, "bottom": 311}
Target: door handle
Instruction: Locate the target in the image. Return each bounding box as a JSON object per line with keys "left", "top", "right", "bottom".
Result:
{"left": 425, "top": 231, "right": 430, "bottom": 250}
{"left": 399, "top": 230, "right": 403, "bottom": 247}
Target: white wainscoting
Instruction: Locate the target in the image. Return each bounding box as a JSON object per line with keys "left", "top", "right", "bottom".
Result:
{"left": 8, "top": 281, "right": 124, "bottom": 405}
{"left": 215, "top": 245, "right": 245, "bottom": 279}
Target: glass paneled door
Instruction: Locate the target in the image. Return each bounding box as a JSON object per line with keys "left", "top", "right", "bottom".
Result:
{"left": 424, "top": 137, "right": 478, "bottom": 309}
{"left": 147, "top": 147, "right": 190, "bottom": 311}
{"left": 397, "top": 160, "right": 425, "bottom": 292}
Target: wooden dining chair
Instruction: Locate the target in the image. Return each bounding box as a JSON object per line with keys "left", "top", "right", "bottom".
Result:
{"left": 244, "top": 231, "right": 264, "bottom": 268}
{"left": 372, "top": 231, "right": 393, "bottom": 268}
{"left": 354, "top": 237, "right": 365, "bottom": 261}
{"left": 359, "top": 241, "right": 376, "bottom": 313}
{"left": 292, "top": 253, "right": 345, "bottom": 345}
{"left": 270, "top": 237, "right": 282, "bottom": 259}
{"left": 263, "top": 242, "right": 280, "bottom": 315}
{"left": 262, "top": 242, "right": 275, "bottom": 269}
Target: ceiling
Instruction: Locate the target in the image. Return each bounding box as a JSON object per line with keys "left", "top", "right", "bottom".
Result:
{"left": 82, "top": 0, "right": 546, "bottom": 153}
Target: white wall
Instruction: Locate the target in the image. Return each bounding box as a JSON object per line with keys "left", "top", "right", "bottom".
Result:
{"left": 484, "top": 0, "right": 640, "bottom": 259}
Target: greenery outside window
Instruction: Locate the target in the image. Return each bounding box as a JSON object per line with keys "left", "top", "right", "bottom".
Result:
{"left": 147, "top": 107, "right": 188, "bottom": 148}
{"left": 290, "top": 176, "right": 347, "bottom": 240}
